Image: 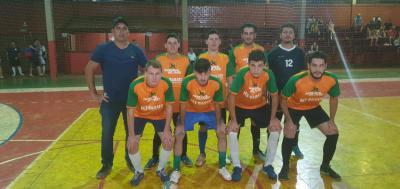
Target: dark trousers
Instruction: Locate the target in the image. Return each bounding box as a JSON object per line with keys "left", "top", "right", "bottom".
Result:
{"left": 99, "top": 101, "right": 130, "bottom": 166}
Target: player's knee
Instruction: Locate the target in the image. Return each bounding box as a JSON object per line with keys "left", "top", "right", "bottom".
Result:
{"left": 217, "top": 129, "right": 226, "bottom": 140}
{"left": 175, "top": 128, "right": 185, "bottom": 141}
{"left": 162, "top": 142, "right": 172, "bottom": 151}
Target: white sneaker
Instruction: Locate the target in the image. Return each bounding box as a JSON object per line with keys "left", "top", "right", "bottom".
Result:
{"left": 169, "top": 170, "right": 181, "bottom": 184}
{"left": 218, "top": 167, "right": 232, "bottom": 181}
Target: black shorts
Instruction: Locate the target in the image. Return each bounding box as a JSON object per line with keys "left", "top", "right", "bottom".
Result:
{"left": 236, "top": 105, "right": 270, "bottom": 128}
{"left": 134, "top": 117, "right": 165, "bottom": 136}
{"left": 289, "top": 105, "right": 330, "bottom": 128}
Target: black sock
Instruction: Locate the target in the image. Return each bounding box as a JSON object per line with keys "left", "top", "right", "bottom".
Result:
{"left": 293, "top": 130, "right": 300, "bottom": 148}
{"left": 152, "top": 132, "right": 161, "bottom": 159}
{"left": 182, "top": 133, "right": 188, "bottom": 157}
{"left": 282, "top": 137, "right": 295, "bottom": 168}
{"left": 251, "top": 125, "right": 260, "bottom": 153}
{"left": 322, "top": 134, "right": 339, "bottom": 166}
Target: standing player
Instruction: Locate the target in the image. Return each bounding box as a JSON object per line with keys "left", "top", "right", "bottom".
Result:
{"left": 85, "top": 16, "right": 146, "bottom": 179}
{"left": 278, "top": 51, "right": 341, "bottom": 180}
{"left": 126, "top": 60, "right": 174, "bottom": 186}
{"left": 229, "top": 23, "right": 266, "bottom": 160}
{"left": 228, "top": 50, "right": 281, "bottom": 181}
{"left": 196, "top": 29, "right": 234, "bottom": 167}
{"left": 169, "top": 58, "right": 231, "bottom": 185}
{"left": 144, "top": 33, "right": 193, "bottom": 170}
{"left": 268, "top": 23, "right": 306, "bottom": 159}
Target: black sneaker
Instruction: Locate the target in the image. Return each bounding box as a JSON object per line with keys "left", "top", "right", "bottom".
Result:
{"left": 144, "top": 157, "right": 159, "bottom": 170}
{"left": 231, "top": 166, "right": 242, "bottom": 182}
{"left": 130, "top": 171, "right": 145, "bottom": 186}
{"left": 126, "top": 160, "right": 135, "bottom": 173}
{"left": 96, "top": 165, "right": 112, "bottom": 179}
{"left": 156, "top": 168, "right": 170, "bottom": 182}
{"left": 181, "top": 156, "right": 193, "bottom": 167}
{"left": 320, "top": 165, "right": 341, "bottom": 180}
{"left": 262, "top": 165, "right": 277, "bottom": 180}
{"left": 278, "top": 167, "right": 289, "bottom": 180}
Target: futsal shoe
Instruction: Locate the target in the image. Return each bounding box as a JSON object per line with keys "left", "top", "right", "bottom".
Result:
{"left": 156, "top": 168, "right": 170, "bottom": 182}
{"left": 130, "top": 171, "right": 144, "bottom": 186}
{"left": 231, "top": 166, "right": 242, "bottom": 182}
{"left": 218, "top": 167, "right": 232, "bottom": 181}
{"left": 144, "top": 157, "right": 159, "bottom": 170}
{"left": 181, "top": 156, "right": 193, "bottom": 167}
{"left": 262, "top": 165, "right": 277, "bottom": 180}
{"left": 96, "top": 165, "right": 112, "bottom": 179}
{"left": 320, "top": 164, "right": 342, "bottom": 180}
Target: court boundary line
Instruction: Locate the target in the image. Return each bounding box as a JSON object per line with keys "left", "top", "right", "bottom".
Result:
{"left": 6, "top": 108, "right": 93, "bottom": 189}
{"left": 339, "top": 102, "right": 400, "bottom": 128}
{"left": 0, "top": 103, "right": 24, "bottom": 146}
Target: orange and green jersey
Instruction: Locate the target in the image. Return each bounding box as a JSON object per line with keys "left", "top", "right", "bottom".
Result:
{"left": 282, "top": 71, "right": 340, "bottom": 110}
{"left": 230, "top": 66, "right": 278, "bottom": 109}
{"left": 229, "top": 43, "right": 265, "bottom": 73}
{"left": 127, "top": 76, "right": 174, "bottom": 120}
{"left": 180, "top": 74, "right": 224, "bottom": 112}
{"left": 154, "top": 53, "right": 190, "bottom": 113}
{"left": 199, "top": 52, "right": 234, "bottom": 107}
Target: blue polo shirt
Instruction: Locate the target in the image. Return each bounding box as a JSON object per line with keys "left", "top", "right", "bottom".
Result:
{"left": 91, "top": 41, "right": 147, "bottom": 104}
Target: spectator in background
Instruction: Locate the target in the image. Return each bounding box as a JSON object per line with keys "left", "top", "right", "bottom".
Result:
{"left": 34, "top": 39, "right": 47, "bottom": 76}
{"left": 28, "top": 41, "right": 40, "bottom": 77}
{"left": 7, "top": 41, "right": 24, "bottom": 77}
{"left": 187, "top": 48, "right": 196, "bottom": 64}
{"left": 0, "top": 57, "right": 4, "bottom": 79}
{"left": 394, "top": 35, "right": 400, "bottom": 54}
{"left": 367, "top": 17, "right": 380, "bottom": 47}
{"left": 354, "top": 13, "right": 363, "bottom": 32}
{"left": 309, "top": 41, "right": 319, "bottom": 54}
{"left": 387, "top": 25, "right": 398, "bottom": 46}
{"left": 328, "top": 19, "right": 335, "bottom": 40}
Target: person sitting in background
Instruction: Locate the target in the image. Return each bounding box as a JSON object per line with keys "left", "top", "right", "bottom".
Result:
{"left": 188, "top": 48, "right": 197, "bottom": 64}
{"left": 309, "top": 41, "right": 319, "bottom": 54}
{"left": 394, "top": 36, "right": 400, "bottom": 54}
{"left": 387, "top": 25, "right": 398, "bottom": 46}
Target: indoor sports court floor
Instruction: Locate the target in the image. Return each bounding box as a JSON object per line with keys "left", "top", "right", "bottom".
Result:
{"left": 1, "top": 68, "right": 400, "bottom": 189}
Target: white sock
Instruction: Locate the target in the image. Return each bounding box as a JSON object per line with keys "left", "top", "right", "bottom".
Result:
{"left": 11, "top": 67, "right": 16, "bottom": 75}
{"left": 129, "top": 152, "right": 143, "bottom": 173}
{"left": 265, "top": 131, "right": 280, "bottom": 166}
{"left": 229, "top": 132, "right": 241, "bottom": 168}
{"left": 17, "top": 66, "right": 23, "bottom": 75}
{"left": 157, "top": 147, "right": 171, "bottom": 171}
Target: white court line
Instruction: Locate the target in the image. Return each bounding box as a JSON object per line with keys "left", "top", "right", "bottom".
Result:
{"left": 0, "top": 86, "right": 103, "bottom": 93}
{"left": 339, "top": 103, "right": 400, "bottom": 128}
{"left": 0, "top": 150, "right": 46, "bottom": 166}
{"left": 6, "top": 108, "right": 94, "bottom": 189}
{"left": 339, "top": 78, "right": 400, "bottom": 83}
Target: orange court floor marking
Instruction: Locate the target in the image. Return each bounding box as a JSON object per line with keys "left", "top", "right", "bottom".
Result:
{"left": 3, "top": 96, "right": 400, "bottom": 189}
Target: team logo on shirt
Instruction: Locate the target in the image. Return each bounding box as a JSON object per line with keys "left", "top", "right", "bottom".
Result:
{"left": 191, "top": 90, "right": 211, "bottom": 105}
{"left": 243, "top": 81, "right": 262, "bottom": 100}
{"left": 143, "top": 92, "right": 161, "bottom": 102}
{"left": 165, "top": 63, "right": 181, "bottom": 75}
{"left": 305, "top": 87, "right": 323, "bottom": 97}
{"left": 210, "top": 61, "right": 222, "bottom": 71}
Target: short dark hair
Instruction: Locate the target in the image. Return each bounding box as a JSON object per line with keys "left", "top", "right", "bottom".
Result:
{"left": 280, "top": 23, "right": 296, "bottom": 33}
{"left": 145, "top": 60, "right": 162, "bottom": 71}
{"left": 194, "top": 58, "right": 211, "bottom": 73}
{"left": 240, "top": 23, "right": 257, "bottom": 33}
{"left": 307, "top": 51, "right": 327, "bottom": 64}
{"left": 166, "top": 33, "right": 180, "bottom": 43}
{"left": 112, "top": 16, "right": 128, "bottom": 28}
{"left": 207, "top": 29, "right": 220, "bottom": 38}
{"left": 248, "top": 50, "right": 265, "bottom": 64}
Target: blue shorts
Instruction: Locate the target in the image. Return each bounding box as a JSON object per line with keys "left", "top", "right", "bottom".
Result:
{"left": 134, "top": 117, "right": 165, "bottom": 136}
{"left": 184, "top": 111, "right": 216, "bottom": 131}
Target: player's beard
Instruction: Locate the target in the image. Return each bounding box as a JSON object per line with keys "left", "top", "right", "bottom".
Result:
{"left": 311, "top": 71, "right": 325, "bottom": 80}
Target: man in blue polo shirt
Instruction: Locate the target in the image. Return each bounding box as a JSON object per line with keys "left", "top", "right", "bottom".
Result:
{"left": 85, "top": 16, "right": 147, "bottom": 179}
